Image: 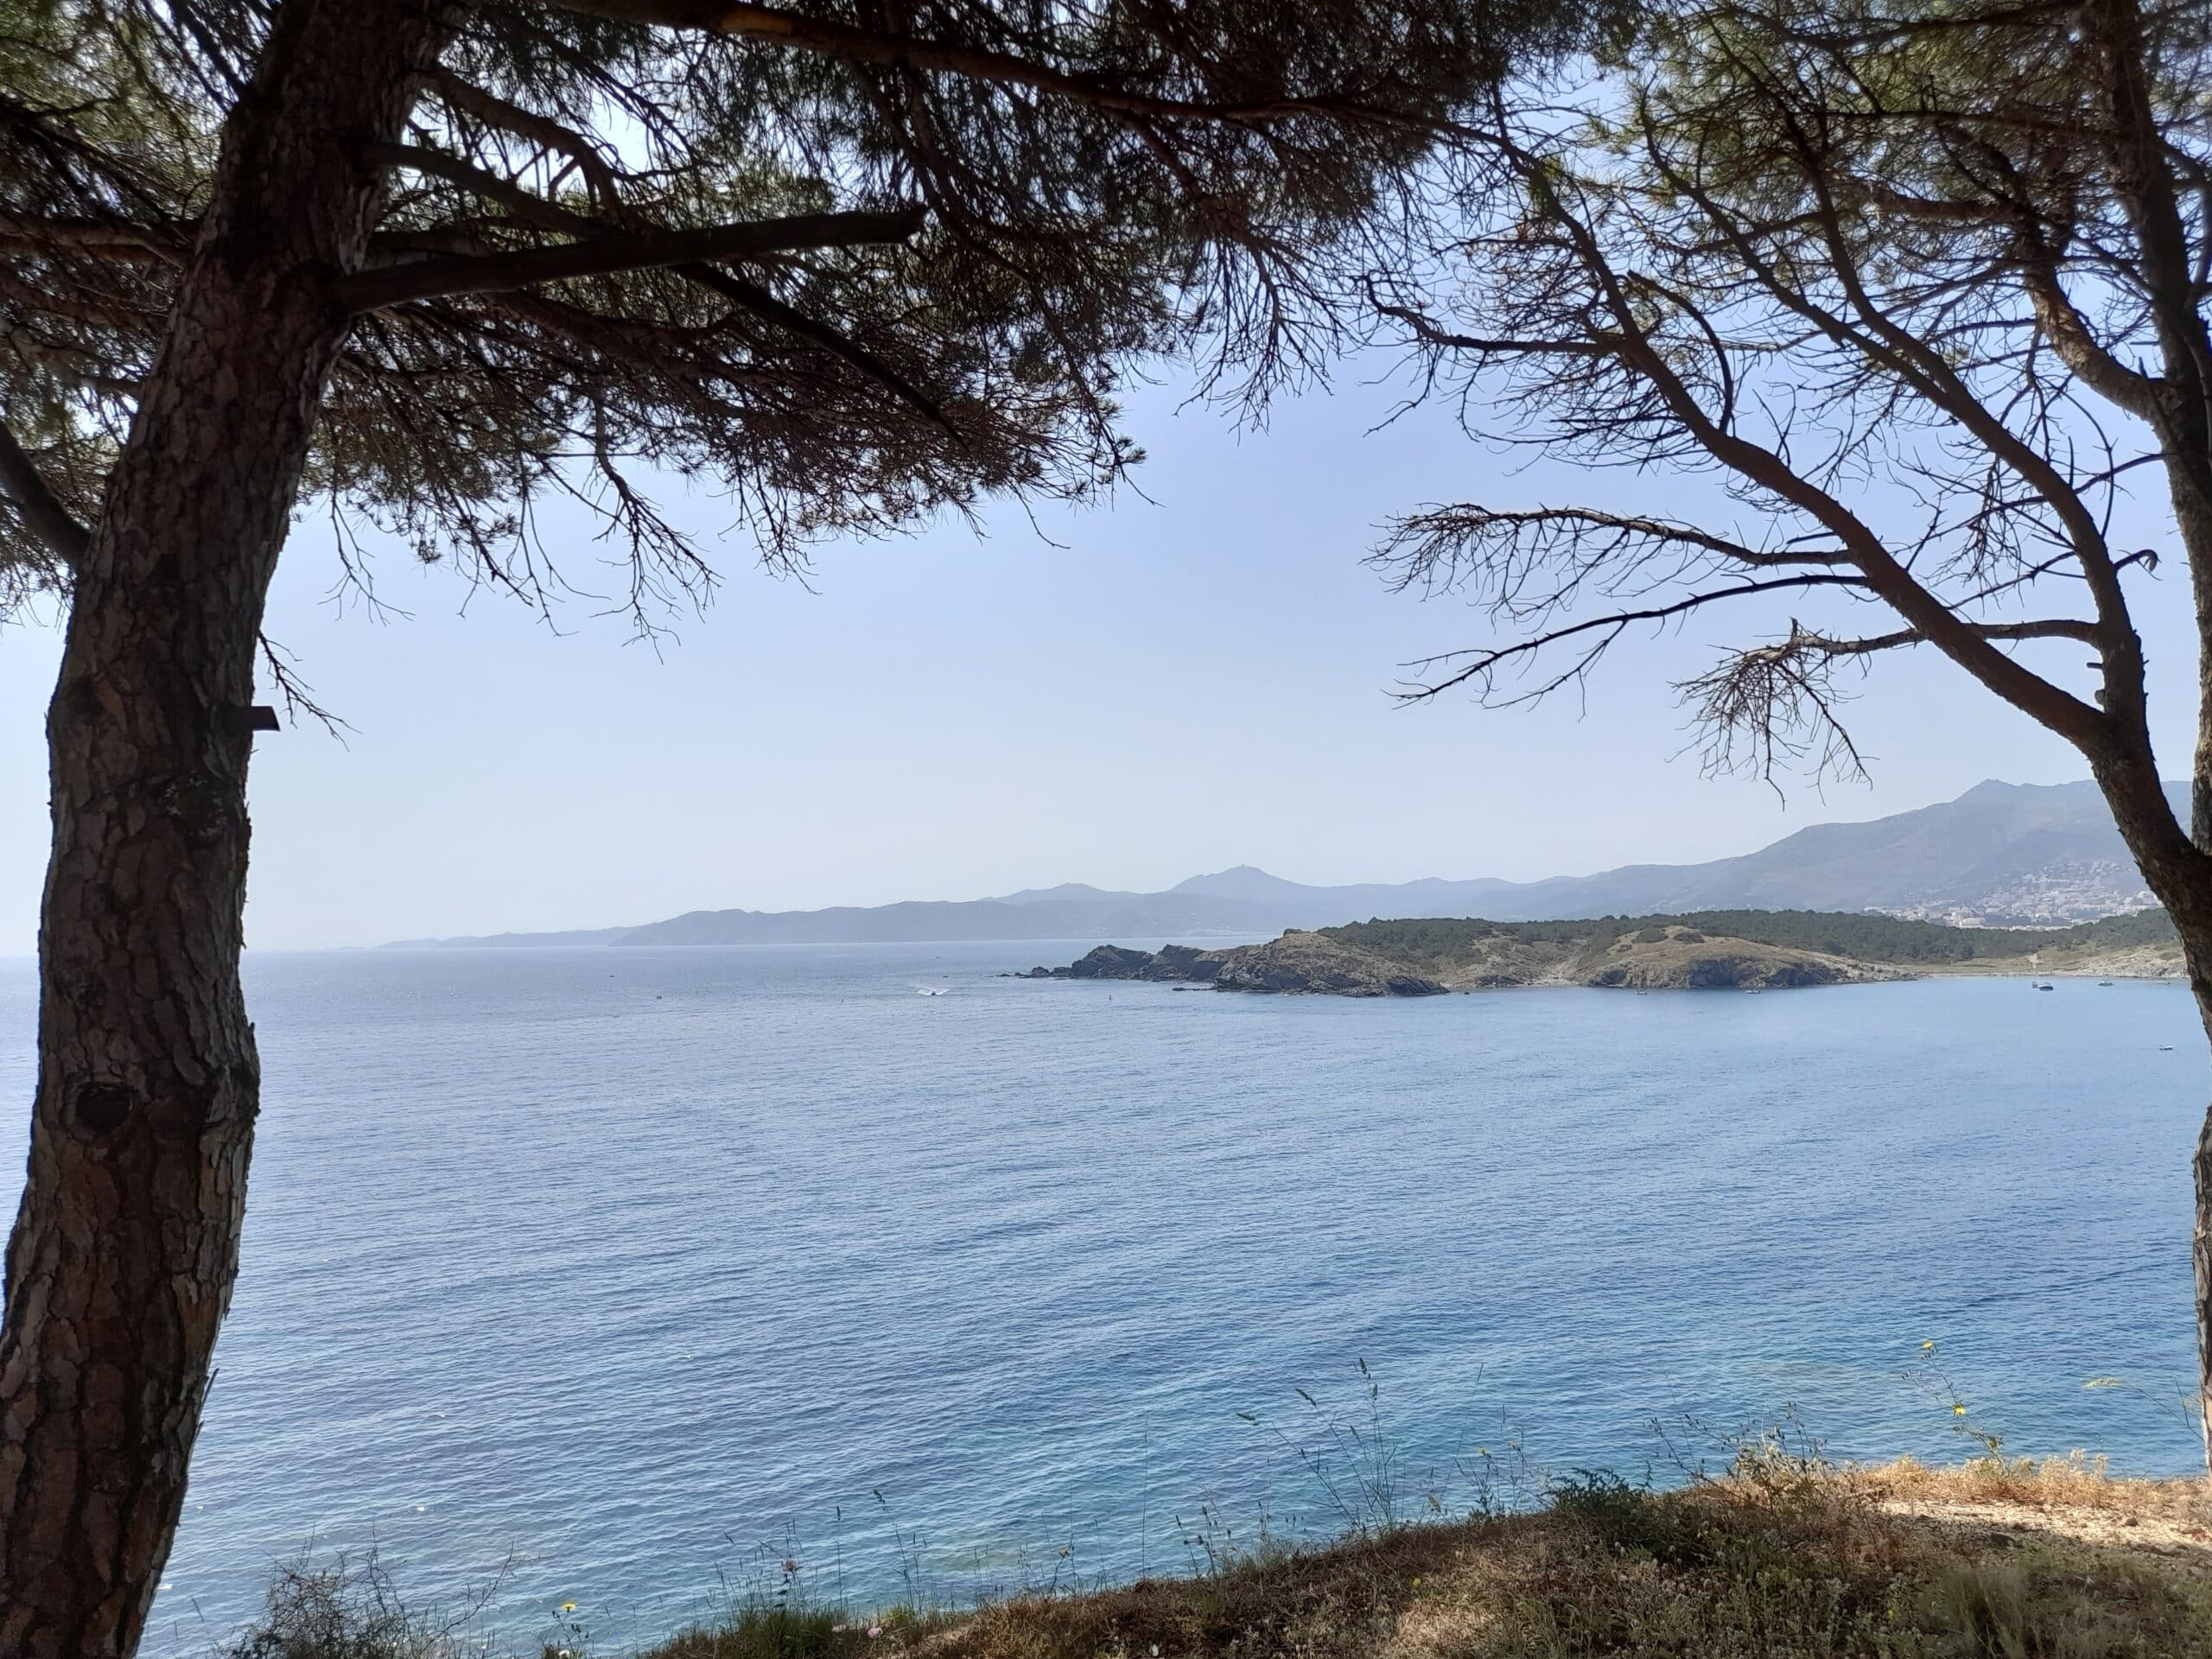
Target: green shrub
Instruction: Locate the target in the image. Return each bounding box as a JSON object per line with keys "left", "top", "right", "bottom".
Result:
{"left": 652, "top": 1606, "right": 858, "bottom": 1659}
{"left": 1548, "top": 1471, "right": 1709, "bottom": 1566}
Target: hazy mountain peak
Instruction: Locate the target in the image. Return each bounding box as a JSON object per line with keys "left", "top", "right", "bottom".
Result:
{"left": 1169, "top": 865, "right": 1318, "bottom": 901}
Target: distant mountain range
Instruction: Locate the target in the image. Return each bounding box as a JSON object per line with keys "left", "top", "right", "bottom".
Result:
{"left": 383, "top": 779, "right": 2177, "bottom": 949}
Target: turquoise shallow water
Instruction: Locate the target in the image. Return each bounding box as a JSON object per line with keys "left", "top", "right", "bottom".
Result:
{"left": 0, "top": 946, "right": 2205, "bottom": 1654}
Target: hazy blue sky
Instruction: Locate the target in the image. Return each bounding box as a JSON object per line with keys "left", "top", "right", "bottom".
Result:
{"left": 0, "top": 357, "right": 2187, "bottom": 951}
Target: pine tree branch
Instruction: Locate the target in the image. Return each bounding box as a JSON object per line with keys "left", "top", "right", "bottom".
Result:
{"left": 677, "top": 261, "right": 955, "bottom": 435}
{"left": 336, "top": 207, "right": 926, "bottom": 312}
{"left": 0, "top": 420, "right": 88, "bottom": 569}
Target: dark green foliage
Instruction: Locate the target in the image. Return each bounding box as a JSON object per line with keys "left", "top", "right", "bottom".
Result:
{"left": 0, "top": 0, "right": 1608, "bottom": 626}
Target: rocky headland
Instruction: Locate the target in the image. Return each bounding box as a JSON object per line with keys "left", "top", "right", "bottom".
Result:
{"left": 1020, "top": 909, "right": 2183, "bottom": 997}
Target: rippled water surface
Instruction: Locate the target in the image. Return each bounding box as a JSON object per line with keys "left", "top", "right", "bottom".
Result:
{"left": 0, "top": 946, "right": 2203, "bottom": 1654}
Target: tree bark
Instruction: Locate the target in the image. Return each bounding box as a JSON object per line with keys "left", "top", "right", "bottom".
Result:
{"left": 2089, "top": 751, "right": 2212, "bottom": 1471}
{"left": 2196, "top": 1088, "right": 2212, "bottom": 1471}
{"left": 0, "top": 6, "right": 446, "bottom": 1654}
{"left": 2164, "top": 938, "right": 2212, "bottom": 1475}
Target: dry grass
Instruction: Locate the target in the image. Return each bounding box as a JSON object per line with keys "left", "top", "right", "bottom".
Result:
{"left": 639, "top": 1462, "right": 2212, "bottom": 1659}
{"left": 1853, "top": 1452, "right": 2211, "bottom": 1520}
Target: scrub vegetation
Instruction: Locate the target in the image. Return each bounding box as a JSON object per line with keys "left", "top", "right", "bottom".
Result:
{"left": 229, "top": 1456, "right": 2212, "bottom": 1659}
{"left": 1326, "top": 910, "right": 2180, "bottom": 969}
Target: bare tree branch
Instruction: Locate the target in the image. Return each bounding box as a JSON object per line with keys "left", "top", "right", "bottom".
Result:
{"left": 1682, "top": 617, "right": 2102, "bottom": 785}
{"left": 1398, "top": 571, "right": 1872, "bottom": 700}
{"left": 427, "top": 69, "right": 624, "bottom": 208}
{"left": 1376, "top": 505, "right": 1853, "bottom": 594}
{"left": 1512, "top": 148, "right": 2114, "bottom": 747}
{"left": 1782, "top": 616, "right": 2104, "bottom": 654}
{"left": 368, "top": 140, "right": 598, "bottom": 234}
{"left": 257, "top": 632, "right": 349, "bottom": 735}
{"left": 1370, "top": 296, "right": 1612, "bottom": 359}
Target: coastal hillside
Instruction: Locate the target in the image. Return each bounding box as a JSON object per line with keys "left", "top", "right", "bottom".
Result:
{"left": 1371, "top": 778, "right": 2182, "bottom": 926}
{"left": 385, "top": 779, "right": 2180, "bottom": 948}
{"left": 1025, "top": 909, "right": 2183, "bottom": 996}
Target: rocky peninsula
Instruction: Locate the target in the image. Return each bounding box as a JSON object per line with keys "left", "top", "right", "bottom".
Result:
{"left": 1027, "top": 933, "right": 1460, "bottom": 996}
{"left": 1020, "top": 908, "right": 2183, "bottom": 997}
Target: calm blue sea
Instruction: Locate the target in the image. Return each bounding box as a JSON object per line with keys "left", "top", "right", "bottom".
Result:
{"left": 0, "top": 946, "right": 2204, "bottom": 1654}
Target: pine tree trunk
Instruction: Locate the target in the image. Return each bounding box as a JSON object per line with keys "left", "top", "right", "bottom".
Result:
{"left": 2195, "top": 1093, "right": 2212, "bottom": 1471}
{"left": 0, "top": 7, "right": 443, "bottom": 1653}
{"left": 2089, "top": 755, "right": 2212, "bottom": 1471}
{"left": 2186, "top": 839, "right": 2212, "bottom": 1478}
{"left": 2160, "top": 938, "right": 2212, "bottom": 1473}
